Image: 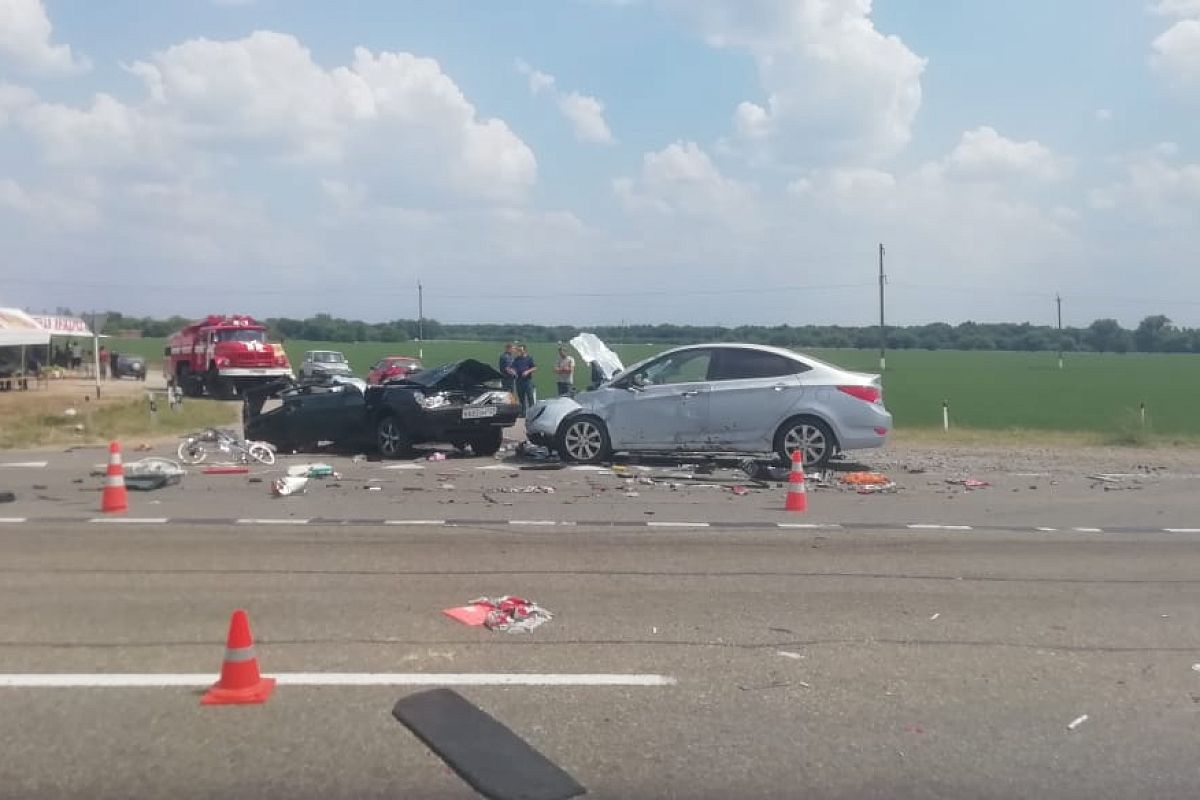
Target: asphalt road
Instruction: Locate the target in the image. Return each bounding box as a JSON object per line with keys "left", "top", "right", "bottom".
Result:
{"left": 2, "top": 515, "right": 1200, "bottom": 799}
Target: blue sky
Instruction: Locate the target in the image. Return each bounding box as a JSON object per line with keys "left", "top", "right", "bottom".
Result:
{"left": 2, "top": 0, "right": 1199, "bottom": 328}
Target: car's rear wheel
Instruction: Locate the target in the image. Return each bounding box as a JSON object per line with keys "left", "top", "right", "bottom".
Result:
{"left": 774, "top": 416, "right": 837, "bottom": 470}
{"left": 556, "top": 415, "right": 611, "bottom": 463}
{"left": 470, "top": 428, "right": 504, "bottom": 456}
{"left": 376, "top": 416, "right": 412, "bottom": 458}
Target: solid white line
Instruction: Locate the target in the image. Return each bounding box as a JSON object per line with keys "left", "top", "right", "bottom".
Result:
{"left": 1163, "top": 528, "right": 1200, "bottom": 533}
{"left": 0, "top": 461, "right": 48, "bottom": 468}
{"left": 385, "top": 520, "right": 446, "bottom": 526}
{"left": 0, "top": 672, "right": 676, "bottom": 688}
{"left": 647, "top": 521, "right": 710, "bottom": 528}
{"left": 1035, "top": 527, "right": 1059, "bottom": 532}
{"left": 776, "top": 523, "right": 843, "bottom": 529}
{"left": 476, "top": 465, "right": 515, "bottom": 471}
{"left": 88, "top": 517, "right": 169, "bottom": 524}
{"left": 508, "top": 520, "right": 558, "bottom": 526}
{"left": 236, "top": 518, "right": 310, "bottom": 525}
{"left": 0, "top": 518, "right": 27, "bottom": 524}
{"left": 907, "top": 524, "right": 973, "bottom": 531}
{"left": 1072, "top": 527, "right": 1103, "bottom": 533}
{"left": 381, "top": 464, "right": 424, "bottom": 470}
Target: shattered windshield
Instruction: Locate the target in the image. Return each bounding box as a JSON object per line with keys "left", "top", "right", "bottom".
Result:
{"left": 217, "top": 329, "right": 266, "bottom": 343}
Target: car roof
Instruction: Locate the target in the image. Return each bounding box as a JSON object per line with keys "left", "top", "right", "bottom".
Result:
{"left": 613, "top": 342, "right": 862, "bottom": 380}
{"left": 384, "top": 356, "right": 420, "bottom": 363}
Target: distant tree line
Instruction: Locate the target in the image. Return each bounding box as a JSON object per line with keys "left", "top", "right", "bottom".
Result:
{"left": 94, "top": 311, "right": 1200, "bottom": 354}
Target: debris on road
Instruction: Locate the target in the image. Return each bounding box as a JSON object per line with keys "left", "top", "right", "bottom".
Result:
{"left": 125, "top": 458, "right": 185, "bottom": 491}
{"left": 776, "top": 651, "right": 804, "bottom": 660}
{"left": 495, "top": 485, "right": 556, "bottom": 494}
{"left": 929, "top": 613, "right": 941, "bottom": 621}
{"left": 1067, "top": 714, "right": 1089, "bottom": 731}
{"left": 1191, "top": 663, "right": 1200, "bottom": 673}
{"left": 0, "top": 491, "right": 14, "bottom": 503}
{"left": 946, "top": 478, "right": 990, "bottom": 489}
{"left": 842, "top": 472, "right": 891, "bottom": 486}
{"left": 271, "top": 476, "right": 308, "bottom": 496}
{"left": 443, "top": 596, "right": 553, "bottom": 633}
{"left": 201, "top": 465, "right": 250, "bottom": 475}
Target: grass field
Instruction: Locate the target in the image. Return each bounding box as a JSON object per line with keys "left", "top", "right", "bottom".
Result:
{"left": 105, "top": 337, "right": 1198, "bottom": 438}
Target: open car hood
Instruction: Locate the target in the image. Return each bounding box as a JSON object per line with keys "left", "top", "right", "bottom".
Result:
{"left": 386, "top": 359, "right": 503, "bottom": 391}
{"left": 570, "top": 333, "right": 624, "bottom": 381}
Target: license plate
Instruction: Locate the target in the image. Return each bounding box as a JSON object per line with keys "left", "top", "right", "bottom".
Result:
{"left": 462, "top": 406, "right": 498, "bottom": 419}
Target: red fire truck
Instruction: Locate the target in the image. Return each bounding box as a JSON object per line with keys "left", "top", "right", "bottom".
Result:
{"left": 164, "top": 315, "right": 292, "bottom": 398}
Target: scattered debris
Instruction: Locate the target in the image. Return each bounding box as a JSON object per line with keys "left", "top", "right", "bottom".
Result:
{"left": 947, "top": 478, "right": 990, "bottom": 489}
{"left": 842, "top": 472, "right": 892, "bottom": 486}
{"left": 440, "top": 483, "right": 455, "bottom": 490}
{"left": 929, "top": 613, "right": 941, "bottom": 621}
{"left": 0, "top": 491, "right": 14, "bottom": 503}
{"left": 364, "top": 486, "right": 382, "bottom": 491}
{"left": 1067, "top": 714, "right": 1089, "bottom": 731}
{"left": 202, "top": 465, "right": 250, "bottom": 475}
{"left": 730, "top": 485, "right": 750, "bottom": 496}
{"left": 495, "top": 485, "right": 556, "bottom": 494}
{"left": 271, "top": 476, "right": 309, "bottom": 496}
{"left": 443, "top": 596, "right": 553, "bottom": 633}
{"left": 777, "top": 651, "right": 804, "bottom": 660}
{"left": 427, "top": 451, "right": 448, "bottom": 462}
{"left": 1192, "top": 663, "right": 1200, "bottom": 673}
{"left": 288, "top": 463, "right": 336, "bottom": 478}
{"left": 124, "top": 458, "right": 185, "bottom": 491}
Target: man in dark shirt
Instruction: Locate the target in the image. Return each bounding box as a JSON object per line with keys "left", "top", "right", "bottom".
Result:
{"left": 512, "top": 344, "right": 537, "bottom": 415}
{"left": 497, "top": 342, "right": 517, "bottom": 392}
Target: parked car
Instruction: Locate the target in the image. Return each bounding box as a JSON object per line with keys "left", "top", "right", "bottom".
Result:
{"left": 112, "top": 354, "right": 146, "bottom": 380}
{"left": 367, "top": 356, "right": 423, "bottom": 385}
{"left": 298, "top": 350, "right": 353, "bottom": 381}
{"left": 243, "top": 360, "right": 519, "bottom": 456}
{"left": 524, "top": 343, "right": 891, "bottom": 468}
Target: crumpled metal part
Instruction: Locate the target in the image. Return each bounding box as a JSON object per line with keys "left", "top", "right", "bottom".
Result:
{"left": 468, "top": 596, "right": 554, "bottom": 633}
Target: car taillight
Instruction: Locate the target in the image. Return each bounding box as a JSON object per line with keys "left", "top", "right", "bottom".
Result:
{"left": 838, "top": 385, "right": 881, "bottom": 404}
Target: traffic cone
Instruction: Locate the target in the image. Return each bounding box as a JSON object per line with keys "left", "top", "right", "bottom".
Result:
{"left": 785, "top": 450, "right": 808, "bottom": 513}
{"left": 201, "top": 609, "right": 275, "bottom": 705}
{"left": 100, "top": 441, "right": 128, "bottom": 514}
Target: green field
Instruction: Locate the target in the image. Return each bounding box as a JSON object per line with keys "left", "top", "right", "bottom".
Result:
{"left": 108, "top": 337, "right": 1197, "bottom": 437}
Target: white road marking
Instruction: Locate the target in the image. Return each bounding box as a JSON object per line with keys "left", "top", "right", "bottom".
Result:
{"left": 1163, "top": 528, "right": 1200, "bottom": 533}
{"left": 476, "top": 465, "right": 515, "bottom": 471}
{"left": 647, "top": 521, "right": 710, "bottom": 528}
{"left": 88, "top": 517, "right": 169, "bottom": 524}
{"left": 776, "top": 523, "right": 843, "bottom": 529}
{"left": 1035, "top": 527, "right": 1059, "bottom": 532}
{"left": 568, "top": 466, "right": 611, "bottom": 472}
{"left": 0, "top": 672, "right": 676, "bottom": 688}
{"left": 1072, "top": 527, "right": 1103, "bottom": 533}
{"left": 235, "top": 518, "right": 310, "bottom": 525}
{"left": 0, "top": 517, "right": 27, "bottom": 523}
{"left": 508, "top": 520, "right": 558, "bottom": 526}
{"left": 385, "top": 520, "right": 446, "bottom": 526}
{"left": 0, "top": 461, "right": 48, "bottom": 468}
{"left": 907, "top": 524, "right": 973, "bottom": 531}
{"left": 381, "top": 464, "right": 424, "bottom": 470}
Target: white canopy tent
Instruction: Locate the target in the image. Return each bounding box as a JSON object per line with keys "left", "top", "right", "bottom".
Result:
{"left": 0, "top": 307, "right": 51, "bottom": 348}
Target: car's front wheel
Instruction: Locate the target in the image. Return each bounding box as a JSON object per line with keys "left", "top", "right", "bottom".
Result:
{"left": 556, "top": 415, "right": 611, "bottom": 463}
{"left": 376, "top": 416, "right": 412, "bottom": 458}
{"left": 774, "top": 416, "right": 837, "bottom": 470}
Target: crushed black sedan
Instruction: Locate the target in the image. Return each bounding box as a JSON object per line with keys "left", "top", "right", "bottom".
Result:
{"left": 243, "top": 360, "right": 520, "bottom": 456}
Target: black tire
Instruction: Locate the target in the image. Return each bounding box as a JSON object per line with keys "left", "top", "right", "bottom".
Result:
{"left": 206, "top": 368, "right": 235, "bottom": 400}
{"left": 376, "top": 416, "right": 412, "bottom": 459}
{"left": 470, "top": 428, "right": 504, "bottom": 456}
{"left": 177, "top": 366, "right": 201, "bottom": 398}
{"left": 555, "top": 415, "right": 611, "bottom": 463}
{"left": 774, "top": 416, "right": 837, "bottom": 470}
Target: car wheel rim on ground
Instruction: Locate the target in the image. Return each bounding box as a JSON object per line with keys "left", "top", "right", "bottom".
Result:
{"left": 378, "top": 420, "right": 405, "bottom": 456}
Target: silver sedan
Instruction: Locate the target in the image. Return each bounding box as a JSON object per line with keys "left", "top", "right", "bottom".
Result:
{"left": 525, "top": 343, "right": 892, "bottom": 468}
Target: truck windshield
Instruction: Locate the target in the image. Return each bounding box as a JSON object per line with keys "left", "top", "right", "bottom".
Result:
{"left": 217, "top": 330, "right": 266, "bottom": 343}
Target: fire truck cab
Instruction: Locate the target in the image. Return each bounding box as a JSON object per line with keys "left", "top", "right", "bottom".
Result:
{"left": 164, "top": 315, "right": 292, "bottom": 398}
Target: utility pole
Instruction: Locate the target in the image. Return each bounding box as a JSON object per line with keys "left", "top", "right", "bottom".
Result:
{"left": 417, "top": 281, "right": 424, "bottom": 360}
{"left": 1056, "top": 293, "right": 1063, "bottom": 370}
{"left": 878, "top": 243, "right": 886, "bottom": 372}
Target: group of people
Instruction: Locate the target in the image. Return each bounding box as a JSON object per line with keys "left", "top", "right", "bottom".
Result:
{"left": 498, "top": 342, "right": 578, "bottom": 415}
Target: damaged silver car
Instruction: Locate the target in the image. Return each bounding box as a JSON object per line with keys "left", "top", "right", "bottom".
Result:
{"left": 525, "top": 341, "right": 891, "bottom": 468}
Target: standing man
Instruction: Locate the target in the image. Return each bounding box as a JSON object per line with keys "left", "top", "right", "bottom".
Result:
{"left": 98, "top": 345, "right": 109, "bottom": 380}
{"left": 512, "top": 344, "right": 537, "bottom": 415}
{"left": 553, "top": 344, "right": 575, "bottom": 396}
{"left": 498, "top": 342, "right": 517, "bottom": 393}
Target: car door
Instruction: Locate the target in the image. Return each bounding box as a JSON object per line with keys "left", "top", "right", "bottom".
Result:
{"left": 705, "top": 348, "right": 811, "bottom": 450}
{"left": 289, "top": 385, "right": 366, "bottom": 443}
{"left": 604, "top": 349, "right": 712, "bottom": 449}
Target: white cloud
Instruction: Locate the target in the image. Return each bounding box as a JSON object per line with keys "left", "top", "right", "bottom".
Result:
{"left": 0, "top": 82, "right": 36, "bottom": 126}
{"left": 515, "top": 60, "right": 615, "bottom": 146}
{"left": 10, "top": 31, "right": 537, "bottom": 200}
{"left": 1153, "top": 0, "right": 1200, "bottom": 17}
{"left": 1151, "top": 18, "right": 1200, "bottom": 91}
{"left": 940, "top": 126, "right": 1066, "bottom": 182}
{"left": 1089, "top": 149, "right": 1200, "bottom": 223}
{"left": 0, "top": 0, "right": 89, "bottom": 74}
{"left": 657, "top": 0, "right": 926, "bottom": 161}
{"left": 614, "top": 140, "right": 753, "bottom": 221}
{"left": 557, "top": 91, "right": 615, "bottom": 144}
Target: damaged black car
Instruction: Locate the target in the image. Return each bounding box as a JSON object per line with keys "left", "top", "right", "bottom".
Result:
{"left": 243, "top": 359, "right": 520, "bottom": 457}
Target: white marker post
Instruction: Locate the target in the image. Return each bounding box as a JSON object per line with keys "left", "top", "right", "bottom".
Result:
{"left": 942, "top": 400, "right": 950, "bottom": 432}
{"left": 1140, "top": 402, "right": 1146, "bottom": 427}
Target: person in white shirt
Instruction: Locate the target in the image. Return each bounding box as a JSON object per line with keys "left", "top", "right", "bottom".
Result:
{"left": 554, "top": 345, "right": 575, "bottom": 396}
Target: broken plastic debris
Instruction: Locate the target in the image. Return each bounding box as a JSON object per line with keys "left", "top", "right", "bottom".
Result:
{"left": 427, "top": 451, "right": 448, "bottom": 462}
{"left": 929, "top": 613, "right": 941, "bottom": 621}
{"left": 443, "top": 596, "right": 553, "bottom": 633}
{"left": 1067, "top": 714, "right": 1089, "bottom": 731}
{"left": 1192, "top": 663, "right": 1200, "bottom": 673}
{"left": 776, "top": 651, "right": 803, "bottom": 660}
{"left": 841, "top": 472, "right": 892, "bottom": 486}
{"left": 730, "top": 485, "right": 749, "bottom": 496}
{"left": 947, "top": 478, "right": 990, "bottom": 489}
{"left": 495, "top": 485, "right": 556, "bottom": 494}
{"left": 271, "top": 476, "right": 309, "bottom": 496}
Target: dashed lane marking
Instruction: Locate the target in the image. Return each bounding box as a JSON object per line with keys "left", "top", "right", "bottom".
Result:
{"left": 88, "top": 517, "right": 169, "bottom": 524}
{"left": 647, "top": 521, "right": 711, "bottom": 528}
{"left": 907, "top": 524, "right": 974, "bottom": 531}
{"left": 385, "top": 519, "right": 447, "bottom": 526}
{"left": 777, "top": 523, "right": 844, "bottom": 529}
{"left": 235, "top": 518, "right": 310, "bottom": 525}
{"left": 0, "top": 518, "right": 28, "bottom": 524}
{"left": 0, "top": 461, "right": 48, "bottom": 468}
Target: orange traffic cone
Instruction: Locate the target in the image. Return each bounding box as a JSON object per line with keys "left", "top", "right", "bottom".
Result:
{"left": 202, "top": 609, "right": 275, "bottom": 705}
{"left": 100, "top": 441, "right": 128, "bottom": 514}
{"left": 785, "top": 450, "right": 808, "bottom": 513}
